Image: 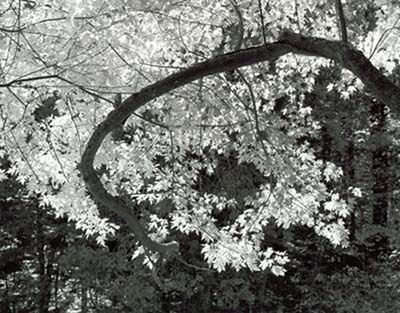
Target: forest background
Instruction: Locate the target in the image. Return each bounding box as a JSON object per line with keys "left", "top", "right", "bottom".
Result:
{"left": 1, "top": 0, "right": 400, "bottom": 312}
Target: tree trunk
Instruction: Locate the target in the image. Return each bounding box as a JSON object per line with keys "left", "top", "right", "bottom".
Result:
{"left": 370, "top": 102, "right": 389, "bottom": 226}
{"left": 343, "top": 139, "right": 356, "bottom": 241}
{"left": 81, "top": 287, "right": 88, "bottom": 313}
{"left": 54, "top": 264, "right": 59, "bottom": 311}
{"left": 368, "top": 101, "right": 390, "bottom": 257}
{"left": 36, "top": 210, "right": 52, "bottom": 313}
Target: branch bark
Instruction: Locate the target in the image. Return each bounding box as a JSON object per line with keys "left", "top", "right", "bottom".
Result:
{"left": 80, "top": 31, "right": 400, "bottom": 256}
{"left": 335, "top": 0, "right": 348, "bottom": 43}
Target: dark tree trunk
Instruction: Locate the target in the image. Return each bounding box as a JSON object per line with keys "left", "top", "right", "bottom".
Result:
{"left": 368, "top": 101, "right": 390, "bottom": 258}
{"left": 343, "top": 139, "right": 356, "bottom": 241}
{"left": 54, "top": 264, "right": 59, "bottom": 311}
{"left": 81, "top": 287, "right": 88, "bottom": 313}
{"left": 320, "top": 125, "right": 332, "bottom": 161}
{"left": 36, "top": 210, "right": 52, "bottom": 313}
{"left": 370, "top": 102, "right": 389, "bottom": 226}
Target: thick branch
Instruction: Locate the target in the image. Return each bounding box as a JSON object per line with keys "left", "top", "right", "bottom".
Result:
{"left": 335, "top": 0, "right": 348, "bottom": 43}
{"left": 80, "top": 31, "right": 400, "bottom": 256}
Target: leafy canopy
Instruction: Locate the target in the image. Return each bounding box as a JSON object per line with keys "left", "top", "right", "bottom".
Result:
{"left": 1, "top": 0, "right": 399, "bottom": 273}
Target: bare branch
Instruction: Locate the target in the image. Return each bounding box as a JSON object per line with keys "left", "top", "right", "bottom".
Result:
{"left": 0, "top": 74, "right": 59, "bottom": 87}
{"left": 257, "top": 0, "right": 267, "bottom": 45}
{"left": 229, "top": 0, "right": 244, "bottom": 49}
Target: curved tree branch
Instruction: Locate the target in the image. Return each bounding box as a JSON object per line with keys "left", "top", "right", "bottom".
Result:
{"left": 80, "top": 31, "right": 400, "bottom": 256}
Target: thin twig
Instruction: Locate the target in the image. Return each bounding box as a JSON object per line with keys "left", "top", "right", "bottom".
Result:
{"left": 368, "top": 16, "right": 400, "bottom": 59}
{"left": 258, "top": 0, "right": 267, "bottom": 45}
{"left": 44, "top": 123, "right": 70, "bottom": 182}
{"left": 4, "top": 87, "right": 28, "bottom": 133}
{"left": 0, "top": 74, "right": 59, "bottom": 87}
{"left": 107, "top": 43, "right": 152, "bottom": 82}
{"left": 66, "top": 95, "right": 83, "bottom": 155}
